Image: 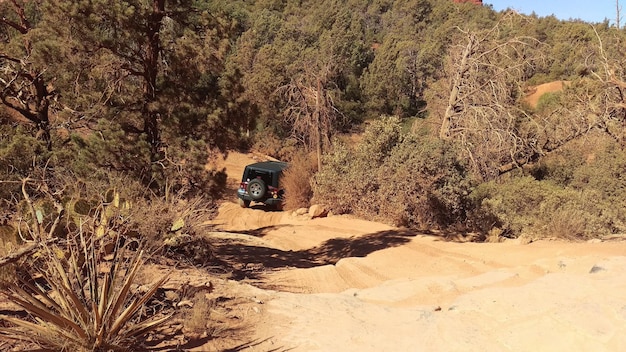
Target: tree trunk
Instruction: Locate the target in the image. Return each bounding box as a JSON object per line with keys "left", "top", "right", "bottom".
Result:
{"left": 439, "top": 35, "right": 477, "bottom": 140}
{"left": 34, "top": 75, "right": 52, "bottom": 150}
{"left": 316, "top": 79, "right": 323, "bottom": 172}
{"left": 144, "top": 0, "right": 165, "bottom": 162}
{"left": 617, "top": 0, "right": 621, "bottom": 30}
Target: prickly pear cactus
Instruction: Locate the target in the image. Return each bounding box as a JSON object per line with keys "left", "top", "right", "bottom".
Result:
{"left": 96, "top": 189, "right": 132, "bottom": 238}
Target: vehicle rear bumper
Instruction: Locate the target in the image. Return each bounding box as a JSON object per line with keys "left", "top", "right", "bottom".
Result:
{"left": 237, "top": 189, "right": 283, "bottom": 205}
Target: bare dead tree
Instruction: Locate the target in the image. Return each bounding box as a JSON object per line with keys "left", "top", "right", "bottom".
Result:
{"left": 438, "top": 13, "right": 619, "bottom": 179}
{"left": 439, "top": 13, "right": 547, "bottom": 179}
{"left": 617, "top": 0, "right": 622, "bottom": 30}
{"left": 441, "top": 19, "right": 626, "bottom": 180}
{"left": 585, "top": 25, "right": 626, "bottom": 145}
{"left": 279, "top": 61, "right": 340, "bottom": 171}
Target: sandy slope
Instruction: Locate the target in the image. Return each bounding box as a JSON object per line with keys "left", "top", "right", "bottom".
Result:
{"left": 211, "top": 203, "right": 626, "bottom": 351}
{"left": 204, "top": 151, "right": 626, "bottom": 352}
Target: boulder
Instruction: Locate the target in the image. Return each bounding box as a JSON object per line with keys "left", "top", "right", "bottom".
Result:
{"left": 308, "top": 204, "right": 328, "bottom": 218}
{"left": 295, "top": 208, "right": 309, "bottom": 216}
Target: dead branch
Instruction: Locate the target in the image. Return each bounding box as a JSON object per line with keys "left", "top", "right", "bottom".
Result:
{"left": 20, "top": 177, "right": 43, "bottom": 240}
{"left": 0, "top": 237, "right": 60, "bottom": 267}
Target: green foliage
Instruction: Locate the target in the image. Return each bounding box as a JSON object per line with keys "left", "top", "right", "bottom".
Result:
{"left": 314, "top": 117, "right": 473, "bottom": 229}
{"left": 356, "top": 116, "right": 403, "bottom": 165}
{"left": 311, "top": 139, "right": 353, "bottom": 214}
{"left": 4, "top": 0, "right": 626, "bottom": 242}
{"left": 360, "top": 0, "right": 435, "bottom": 118}
{"left": 470, "top": 172, "right": 626, "bottom": 240}
{"left": 0, "top": 125, "right": 51, "bottom": 212}
{"left": 0, "top": 0, "right": 60, "bottom": 144}
{"left": 528, "top": 142, "right": 588, "bottom": 186}
{"left": 375, "top": 135, "right": 471, "bottom": 228}
{"left": 28, "top": 0, "right": 239, "bottom": 197}
{"left": 569, "top": 142, "right": 626, "bottom": 195}
{"left": 251, "top": 126, "right": 299, "bottom": 161}
{"left": 513, "top": 136, "right": 626, "bottom": 238}
{"left": 535, "top": 91, "right": 563, "bottom": 111}
{"left": 70, "top": 120, "right": 152, "bottom": 184}
{"left": 313, "top": 117, "right": 403, "bottom": 216}
{"left": 67, "top": 119, "right": 226, "bottom": 200}
{"left": 0, "top": 127, "right": 218, "bottom": 260}
{"left": 233, "top": 0, "right": 372, "bottom": 144}
{"left": 0, "top": 124, "right": 49, "bottom": 172}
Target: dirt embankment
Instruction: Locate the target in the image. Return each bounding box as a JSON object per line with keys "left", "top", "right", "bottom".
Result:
{"left": 524, "top": 80, "right": 569, "bottom": 108}
{"left": 200, "top": 151, "right": 626, "bottom": 352}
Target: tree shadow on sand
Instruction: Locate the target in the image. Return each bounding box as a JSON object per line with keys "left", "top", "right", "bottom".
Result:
{"left": 221, "top": 224, "right": 293, "bottom": 238}
{"left": 211, "top": 229, "right": 416, "bottom": 280}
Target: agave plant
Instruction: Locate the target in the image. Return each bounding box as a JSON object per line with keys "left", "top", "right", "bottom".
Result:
{"left": 0, "top": 229, "right": 170, "bottom": 351}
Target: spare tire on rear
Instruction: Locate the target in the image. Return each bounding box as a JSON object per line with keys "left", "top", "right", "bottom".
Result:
{"left": 247, "top": 178, "right": 266, "bottom": 200}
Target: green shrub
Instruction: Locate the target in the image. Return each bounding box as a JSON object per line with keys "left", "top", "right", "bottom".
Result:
{"left": 469, "top": 176, "right": 625, "bottom": 240}
{"left": 376, "top": 135, "right": 472, "bottom": 228}
{"left": 251, "top": 127, "right": 299, "bottom": 161}
{"left": 570, "top": 142, "right": 626, "bottom": 195}
{"left": 0, "top": 225, "right": 19, "bottom": 288}
{"left": 3, "top": 167, "right": 217, "bottom": 267}
{"left": 0, "top": 126, "right": 50, "bottom": 212}
{"left": 311, "top": 139, "right": 355, "bottom": 214}
{"left": 313, "top": 116, "right": 404, "bottom": 215}
{"left": 0, "top": 173, "right": 217, "bottom": 349}
{"left": 515, "top": 136, "right": 626, "bottom": 238}
{"left": 526, "top": 133, "right": 610, "bottom": 187}
{"left": 314, "top": 117, "right": 473, "bottom": 229}
{"left": 536, "top": 91, "right": 563, "bottom": 112}
{"left": 69, "top": 119, "right": 227, "bottom": 199}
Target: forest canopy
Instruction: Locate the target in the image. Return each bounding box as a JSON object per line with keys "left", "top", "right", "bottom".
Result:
{"left": 2, "top": 0, "right": 626, "bottom": 240}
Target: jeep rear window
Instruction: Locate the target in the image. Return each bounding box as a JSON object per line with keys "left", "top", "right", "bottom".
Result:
{"left": 245, "top": 168, "right": 272, "bottom": 185}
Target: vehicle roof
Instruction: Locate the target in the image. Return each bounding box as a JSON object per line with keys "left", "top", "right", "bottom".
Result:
{"left": 245, "top": 161, "right": 289, "bottom": 172}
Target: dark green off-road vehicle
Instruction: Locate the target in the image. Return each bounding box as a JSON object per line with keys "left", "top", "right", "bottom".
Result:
{"left": 237, "top": 161, "right": 288, "bottom": 210}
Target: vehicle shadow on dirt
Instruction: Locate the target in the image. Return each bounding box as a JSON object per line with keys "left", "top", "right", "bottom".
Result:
{"left": 210, "top": 229, "right": 416, "bottom": 281}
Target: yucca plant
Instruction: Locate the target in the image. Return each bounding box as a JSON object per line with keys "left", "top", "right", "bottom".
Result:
{"left": 0, "top": 228, "right": 170, "bottom": 351}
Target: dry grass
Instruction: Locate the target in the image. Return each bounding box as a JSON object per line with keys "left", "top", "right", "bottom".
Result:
{"left": 183, "top": 293, "right": 220, "bottom": 339}
{"left": 545, "top": 209, "right": 587, "bottom": 240}
{"left": 130, "top": 195, "right": 214, "bottom": 239}
{"left": 485, "top": 227, "right": 504, "bottom": 243}
{"left": 282, "top": 151, "right": 318, "bottom": 210}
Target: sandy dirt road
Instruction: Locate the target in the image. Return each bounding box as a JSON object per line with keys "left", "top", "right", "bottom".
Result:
{"left": 205, "top": 152, "right": 626, "bottom": 352}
